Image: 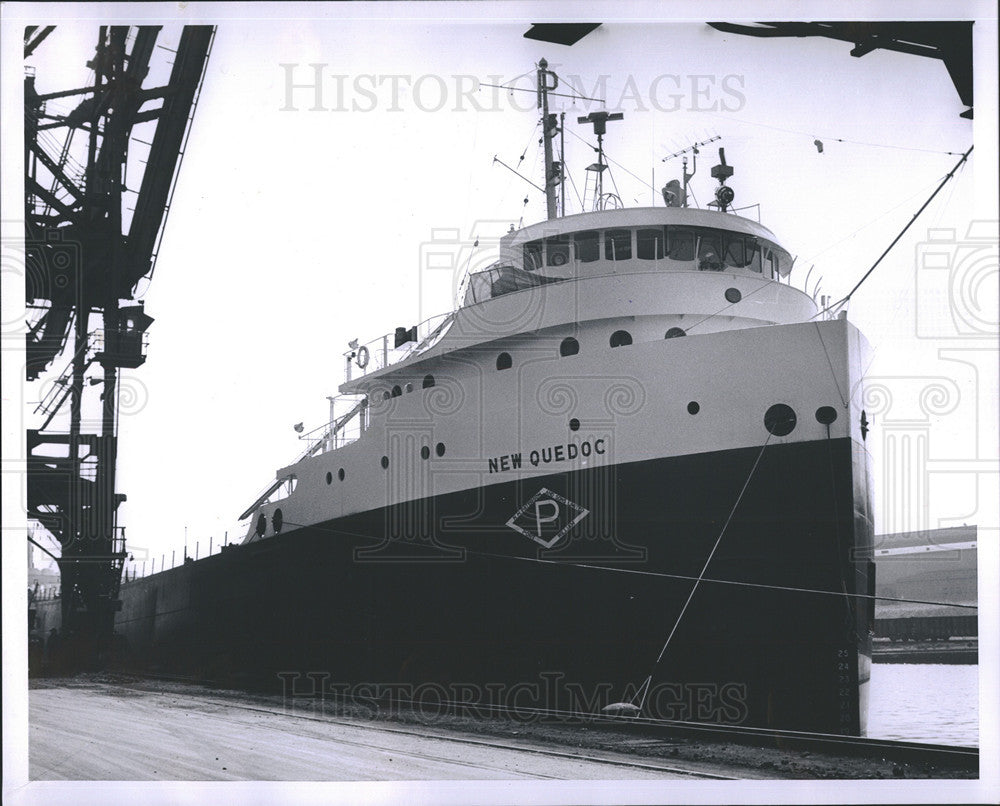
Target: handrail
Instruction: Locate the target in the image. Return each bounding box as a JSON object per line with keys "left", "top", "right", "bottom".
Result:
{"left": 238, "top": 394, "right": 368, "bottom": 521}
{"left": 298, "top": 395, "right": 367, "bottom": 457}
{"left": 344, "top": 311, "right": 454, "bottom": 382}
{"left": 342, "top": 224, "right": 813, "bottom": 383}
{"left": 238, "top": 477, "right": 288, "bottom": 522}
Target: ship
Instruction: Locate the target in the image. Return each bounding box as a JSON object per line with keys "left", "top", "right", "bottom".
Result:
{"left": 48, "top": 60, "right": 877, "bottom": 736}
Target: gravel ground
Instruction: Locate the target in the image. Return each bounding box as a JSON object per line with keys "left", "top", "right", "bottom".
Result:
{"left": 29, "top": 673, "right": 975, "bottom": 781}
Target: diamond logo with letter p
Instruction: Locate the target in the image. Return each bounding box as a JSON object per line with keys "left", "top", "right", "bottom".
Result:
{"left": 505, "top": 488, "right": 589, "bottom": 549}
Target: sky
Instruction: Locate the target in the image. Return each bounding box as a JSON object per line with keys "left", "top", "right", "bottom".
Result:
{"left": 2, "top": 2, "right": 998, "bottom": 804}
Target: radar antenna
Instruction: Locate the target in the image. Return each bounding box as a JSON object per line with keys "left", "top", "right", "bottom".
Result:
{"left": 577, "top": 110, "right": 624, "bottom": 210}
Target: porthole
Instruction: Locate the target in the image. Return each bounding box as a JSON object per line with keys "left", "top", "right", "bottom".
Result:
{"left": 325, "top": 471, "right": 333, "bottom": 485}
{"left": 764, "top": 403, "right": 797, "bottom": 436}
{"left": 423, "top": 374, "right": 435, "bottom": 389}
{"left": 381, "top": 456, "right": 390, "bottom": 469}
{"left": 273, "top": 508, "right": 283, "bottom": 534}
{"left": 724, "top": 287, "right": 742, "bottom": 304}
{"left": 610, "top": 330, "right": 632, "bottom": 348}
{"left": 815, "top": 406, "right": 838, "bottom": 425}
{"left": 405, "top": 383, "right": 413, "bottom": 393}
{"left": 256, "top": 513, "right": 267, "bottom": 536}
{"left": 391, "top": 385, "right": 402, "bottom": 398}
{"left": 421, "top": 446, "right": 430, "bottom": 460}
{"left": 496, "top": 352, "right": 512, "bottom": 371}
{"left": 436, "top": 442, "right": 446, "bottom": 457}
{"left": 687, "top": 401, "right": 700, "bottom": 415}
{"left": 338, "top": 468, "right": 345, "bottom": 481}
{"left": 665, "top": 327, "right": 686, "bottom": 339}
{"left": 559, "top": 337, "right": 579, "bottom": 357}
{"left": 569, "top": 418, "right": 580, "bottom": 431}
{"left": 382, "top": 390, "right": 391, "bottom": 401}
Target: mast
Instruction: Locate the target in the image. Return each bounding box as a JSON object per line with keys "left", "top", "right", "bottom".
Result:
{"left": 559, "top": 111, "right": 566, "bottom": 217}
{"left": 536, "top": 58, "right": 560, "bottom": 220}
{"left": 578, "top": 110, "right": 623, "bottom": 210}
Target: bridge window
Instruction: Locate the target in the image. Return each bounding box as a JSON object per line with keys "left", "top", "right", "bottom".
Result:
{"left": 560, "top": 336, "right": 579, "bottom": 357}
{"left": 523, "top": 240, "right": 543, "bottom": 271}
{"left": 546, "top": 236, "right": 570, "bottom": 267}
{"left": 423, "top": 374, "right": 435, "bottom": 388}
{"left": 469, "top": 265, "right": 565, "bottom": 301}
{"left": 610, "top": 330, "right": 632, "bottom": 348}
{"left": 760, "top": 240, "right": 792, "bottom": 278}
{"left": 724, "top": 235, "right": 747, "bottom": 267}
{"left": 667, "top": 229, "right": 695, "bottom": 261}
{"left": 391, "top": 385, "right": 402, "bottom": 398}
{"left": 637, "top": 228, "right": 666, "bottom": 260}
{"left": 605, "top": 229, "right": 632, "bottom": 260}
{"left": 496, "top": 352, "right": 512, "bottom": 370}
{"left": 746, "top": 238, "right": 762, "bottom": 272}
{"left": 574, "top": 230, "right": 600, "bottom": 263}
{"left": 698, "top": 231, "right": 724, "bottom": 271}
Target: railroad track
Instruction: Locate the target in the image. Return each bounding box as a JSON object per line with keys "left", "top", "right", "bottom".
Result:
{"left": 79, "top": 672, "right": 978, "bottom": 775}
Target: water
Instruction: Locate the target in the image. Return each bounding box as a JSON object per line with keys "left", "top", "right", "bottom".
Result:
{"left": 867, "top": 663, "right": 979, "bottom": 747}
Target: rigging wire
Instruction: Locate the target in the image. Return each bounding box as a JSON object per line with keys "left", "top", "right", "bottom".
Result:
{"left": 841, "top": 155, "right": 968, "bottom": 403}
{"left": 565, "top": 125, "right": 658, "bottom": 194}
{"left": 930, "top": 153, "right": 963, "bottom": 229}
{"left": 495, "top": 122, "right": 543, "bottom": 225}
{"left": 565, "top": 162, "right": 585, "bottom": 214}
{"left": 812, "top": 145, "right": 973, "bottom": 319}
{"left": 605, "top": 162, "right": 624, "bottom": 208}
{"left": 699, "top": 111, "right": 967, "bottom": 156}
{"left": 519, "top": 120, "right": 540, "bottom": 164}
{"left": 673, "top": 271, "right": 777, "bottom": 334}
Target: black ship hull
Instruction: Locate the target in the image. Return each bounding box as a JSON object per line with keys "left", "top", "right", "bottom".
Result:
{"left": 105, "top": 435, "right": 873, "bottom": 735}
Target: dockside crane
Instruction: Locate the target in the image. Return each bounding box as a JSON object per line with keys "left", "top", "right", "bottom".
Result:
{"left": 24, "top": 25, "right": 214, "bottom": 663}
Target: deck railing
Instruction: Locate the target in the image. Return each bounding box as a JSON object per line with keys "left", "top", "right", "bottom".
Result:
{"left": 343, "top": 311, "right": 454, "bottom": 382}
{"left": 237, "top": 393, "right": 369, "bottom": 521}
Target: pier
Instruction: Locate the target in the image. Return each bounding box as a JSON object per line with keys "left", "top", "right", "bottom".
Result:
{"left": 28, "top": 675, "right": 976, "bottom": 782}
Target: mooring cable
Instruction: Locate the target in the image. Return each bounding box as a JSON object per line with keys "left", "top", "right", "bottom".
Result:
{"left": 634, "top": 433, "right": 773, "bottom": 711}
{"left": 271, "top": 517, "right": 978, "bottom": 612}
{"left": 811, "top": 145, "right": 974, "bottom": 320}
